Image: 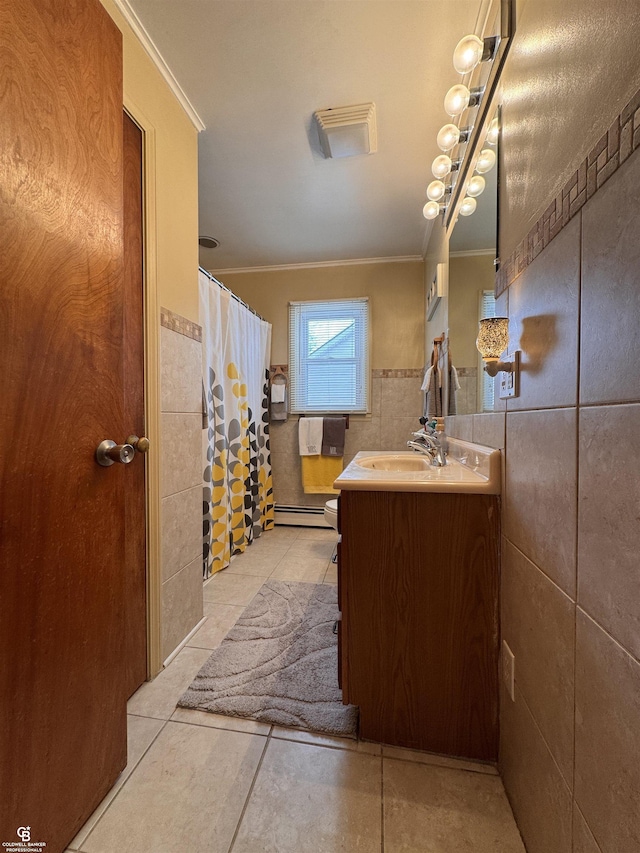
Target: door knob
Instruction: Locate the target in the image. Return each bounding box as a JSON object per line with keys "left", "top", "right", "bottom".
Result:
{"left": 126, "top": 435, "right": 150, "bottom": 454}
{"left": 96, "top": 440, "right": 135, "bottom": 467}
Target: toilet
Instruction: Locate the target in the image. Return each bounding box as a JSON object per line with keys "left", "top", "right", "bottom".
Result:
{"left": 324, "top": 499, "right": 339, "bottom": 530}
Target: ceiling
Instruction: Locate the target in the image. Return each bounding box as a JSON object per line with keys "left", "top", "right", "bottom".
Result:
{"left": 128, "top": 0, "right": 492, "bottom": 270}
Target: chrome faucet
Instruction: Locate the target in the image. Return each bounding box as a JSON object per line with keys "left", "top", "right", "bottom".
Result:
{"left": 407, "top": 429, "right": 447, "bottom": 467}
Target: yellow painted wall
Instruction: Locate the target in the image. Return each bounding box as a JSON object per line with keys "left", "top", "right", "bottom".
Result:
{"left": 448, "top": 254, "right": 495, "bottom": 368}
{"left": 101, "top": 0, "right": 200, "bottom": 322}
{"left": 215, "top": 261, "right": 425, "bottom": 369}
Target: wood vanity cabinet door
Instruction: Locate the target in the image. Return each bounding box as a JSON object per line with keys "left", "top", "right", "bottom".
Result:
{"left": 340, "top": 489, "right": 499, "bottom": 761}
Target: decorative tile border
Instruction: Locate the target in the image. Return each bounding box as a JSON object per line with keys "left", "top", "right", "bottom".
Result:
{"left": 497, "top": 86, "right": 640, "bottom": 296}
{"left": 372, "top": 368, "right": 423, "bottom": 379}
{"left": 160, "top": 307, "right": 202, "bottom": 342}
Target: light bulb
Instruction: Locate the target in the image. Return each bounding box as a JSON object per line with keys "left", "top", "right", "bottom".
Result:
{"left": 460, "top": 196, "right": 477, "bottom": 217}
{"left": 423, "top": 201, "right": 441, "bottom": 220}
{"left": 467, "top": 175, "right": 485, "bottom": 197}
{"left": 437, "top": 123, "right": 460, "bottom": 152}
{"left": 476, "top": 148, "right": 496, "bottom": 174}
{"left": 453, "top": 34, "right": 484, "bottom": 74}
{"left": 486, "top": 117, "right": 500, "bottom": 145}
{"left": 431, "top": 154, "right": 452, "bottom": 179}
{"left": 444, "top": 84, "right": 470, "bottom": 116}
{"left": 427, "top": 180, "right": 446, "bottom": 201}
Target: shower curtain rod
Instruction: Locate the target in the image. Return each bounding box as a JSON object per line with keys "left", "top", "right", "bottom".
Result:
{"left": 199, "top": 266, "right": 267, "bottom": 322}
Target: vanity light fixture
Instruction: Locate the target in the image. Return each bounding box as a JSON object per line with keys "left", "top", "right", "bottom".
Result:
{"left": 427, "top": 180, "right": 447, "bottom": 201}
{"left": 476, "top": 317, "right": 520, "bottom": 397}
{"left": 420, "top": 0, "right": 514, "bottom": 231}
{"left": 423, "top": 201, "right": 444, "bottom": 220}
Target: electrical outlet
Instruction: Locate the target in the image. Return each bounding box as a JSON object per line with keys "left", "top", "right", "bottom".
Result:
{"left": 502, "top": 640, "right": 515, "bottom": 701}
{"left": 498, "top": 351, "right": 520, "bottom": 398}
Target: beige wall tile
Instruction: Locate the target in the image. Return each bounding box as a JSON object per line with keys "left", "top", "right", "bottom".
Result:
{"left": 161, "top": 485, "right": 202, "bottom": 582}
{"left": 500, "top": 685, "right": 573, "bottom": 853}
{"left": 81, "top": 723, "right": 265, "bottom": 853}
{"left": 581, "top": 149, "right": 640, "bottom": 405}
{"left": 506, "top": 217, "right": 580, "bottom": 411}
{"left": 578, "top": 405, "right": 640, "bottom": 658}
{"left": 504, "top": 409, "right": 577, "bottom": 596}
{"left": 380, "top": 416, "right": 423, "bottom": 450}
{"left": 232, "top": 738, "right": 382, "bottom": 852}
{"left": 161, "top": 413, "right": 202, "bottom": 497}
{"left": 380, "top": 376, "right": 423, "bottom": 419}
{"left": 574, "top": 609, "right": 640, "bottom": 853}
{"left": 344, "top": 417, "right": 381, "bottom": 460}
{"left": 160, "top": 326, "right": 202, "bottom": 413}
{"left": 491, "top": 290, "right": 508, "bottom": 413}
{"left": 384, "top": 758, "right": 524, "bottom": 852}
{"left": 502, "top": 540, "right": 575, "bottom": 785}
{"left": 473, "top": 412, "right": 506, "bottom": 449}
{"left": 573, "top": 805, "right": 602, "bottom": 853}
{"left": 445, "top": 414, "right": 473, "bottom": 441}
{"left": 161, "top": 556, "right": 203, "bottom": 661}
{"left": 370, "top": 377, "right": 382, "bottom": 416}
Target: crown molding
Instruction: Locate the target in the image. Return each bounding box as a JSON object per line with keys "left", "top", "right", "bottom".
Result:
{"left": 210, "top": 255, "right": 424, "bottom": 275}
{"left": 112, "top": 0, "right": 205, "bottom": 132}
{"left": 449, "top": 248, "right": 496, "bottom": 258}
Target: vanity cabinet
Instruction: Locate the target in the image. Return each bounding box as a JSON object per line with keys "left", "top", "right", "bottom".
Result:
{"left": 338, "top": 488, "right": 500, "bottom": 761}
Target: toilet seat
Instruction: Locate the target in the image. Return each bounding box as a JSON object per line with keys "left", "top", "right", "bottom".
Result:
{"left": 324, "top": 498, "right": 339, "bottom": 530}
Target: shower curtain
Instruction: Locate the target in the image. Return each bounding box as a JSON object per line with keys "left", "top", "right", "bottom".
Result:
{"left": 200, "top": 270, "right": 274, "bottom": 578}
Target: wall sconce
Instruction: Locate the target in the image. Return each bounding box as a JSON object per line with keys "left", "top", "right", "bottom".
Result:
{"left": 476, "top": 317, "right": 520, "bottom": 397}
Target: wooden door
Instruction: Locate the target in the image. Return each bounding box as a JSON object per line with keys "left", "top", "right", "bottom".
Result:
{"left": 0, "top": 2, "right": 128, "bottom": 850}
{"left": 123, "top": 112, "right": 148, "bottom": 698}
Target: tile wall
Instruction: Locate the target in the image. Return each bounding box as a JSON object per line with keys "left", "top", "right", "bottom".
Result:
{"left": 446, "top": 146, "right": 640, "bottom": 852}
{"left": 160, "top": 313, "right": 204, "bottom": 661}
{"left": 269, "top": 370, "right": 425, "bottom": 507}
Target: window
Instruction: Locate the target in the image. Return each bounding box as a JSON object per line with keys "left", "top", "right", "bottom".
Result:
{"left": 288, "top": 298, "right": 369, "bottom": 413}
{"left": 479, "top": 289, "right": 496, "bottom": 412}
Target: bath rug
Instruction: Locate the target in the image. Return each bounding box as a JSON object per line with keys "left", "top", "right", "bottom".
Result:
{"left": 178, "top": 580, "right": 358, "bottom": 738}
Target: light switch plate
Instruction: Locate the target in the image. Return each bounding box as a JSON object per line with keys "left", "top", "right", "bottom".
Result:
{"left": 499, "top": 351, "right": 520, "bottom": 398}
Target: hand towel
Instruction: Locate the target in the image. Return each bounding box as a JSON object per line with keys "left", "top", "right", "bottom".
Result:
{"left": 301, "top": 455, "right": 342, "bottom": 494}
{"left": 270, "top": 382, "right": 286, "bottom": 403}
{"left": 321, "top": 417, "right": 346, "bottom": 457}
{"left": 420, "top": 366, "right": 433, "bottom": 392}
{"left": 298, "top": 417, "right": 323, "bottom": 455}
{"left": 425, "top": 366, "right": 442, "bottom": 419}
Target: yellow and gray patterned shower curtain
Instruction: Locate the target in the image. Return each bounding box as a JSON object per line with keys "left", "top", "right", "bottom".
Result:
{"left": 200, "top": 271, "right": 274, "bottom": 578}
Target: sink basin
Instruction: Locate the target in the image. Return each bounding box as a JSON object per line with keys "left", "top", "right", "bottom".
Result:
{"left": 334, "top": 441, "right": 502, "bottom": 494}
{"left": 356, "top": 454, "right": 432, "bottom": 472}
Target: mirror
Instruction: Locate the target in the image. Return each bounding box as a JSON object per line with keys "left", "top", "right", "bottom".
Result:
{"left": 447, "top": 164, "right": 498, "bottom": 415}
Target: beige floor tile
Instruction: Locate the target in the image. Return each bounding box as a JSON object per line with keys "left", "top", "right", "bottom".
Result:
{"left": 296, "top": 527, "right": 337, "bottom": 541}
{"left": 382, "top": 744, "right": 498, "bottom": 775}
{"left": 187, "top": 603, "right": 245, "bottom": 649}
{"left": 264, "top": 525, "right": 301, "bottom": 542}
{"left": 287, "top": 538, "right": 336, "bottom": 560}
{"left": 232, "top": 738, "right": 382, "bottom": 852}
{"left": 269, "top": 556, "right": 328, "bottom": 583}
{"left": 80, "top": 722, "right": 265, "bottom": 853}
{"left": 67, "top": 715, "right": 165, "bottom": 850}
{"left": 383, "top": 758, "right": 525, "bottom": 852}
{"left": 272, "top": 726, "right": 381, "bottom": 755}
{"left": 323, "top": 563, "right": 338, "bottom": 584}
{"left": 225, "top": 544, "right": 289, "bottom": 576}
{"left": 127, "top": 647, "right": 211, "bottom": 720}
{"left": 202, "top": 571, "right": 265, "bottom": 605}
{"left": 171, "top": 707, "right": 270, "bottom": 735}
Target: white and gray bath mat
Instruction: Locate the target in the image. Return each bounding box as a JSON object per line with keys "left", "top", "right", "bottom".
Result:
{"left": 178, "top": 579, "right": 358, "bottom": 738}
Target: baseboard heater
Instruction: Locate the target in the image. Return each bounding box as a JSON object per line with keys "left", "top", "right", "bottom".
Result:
{"left": 274, "top": 504, "right": 330, "bottom": 528}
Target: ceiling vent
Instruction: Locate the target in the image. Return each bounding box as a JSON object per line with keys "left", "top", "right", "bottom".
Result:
{"left": 313, "top": 103, "right": 377, "bottom": 159}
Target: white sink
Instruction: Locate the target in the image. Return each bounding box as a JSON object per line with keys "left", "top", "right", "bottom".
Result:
{"left": 356, "top": 454, "right": 432, "bottom": 472}
{"left": 334, "top": 441, "right": 502, "bottom": 495}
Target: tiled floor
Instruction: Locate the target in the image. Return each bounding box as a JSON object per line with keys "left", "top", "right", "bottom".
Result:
{"left": 66, "top": 526, "right": 525, "bottom": 853}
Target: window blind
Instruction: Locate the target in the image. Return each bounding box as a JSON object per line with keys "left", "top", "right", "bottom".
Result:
{"left": 288, "top": 298, "right": 370, "bottom": 414}
{"left": 479, "top": 289, "right": 496, "bottom": 412}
